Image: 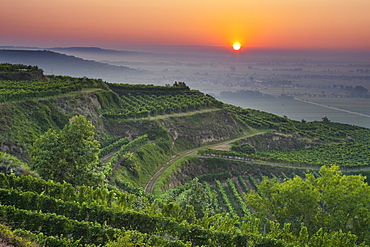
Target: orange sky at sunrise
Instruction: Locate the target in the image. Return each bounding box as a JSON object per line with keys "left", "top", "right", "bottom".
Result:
{"left": 1, "top": 0, "right": 370, "bottom": 50}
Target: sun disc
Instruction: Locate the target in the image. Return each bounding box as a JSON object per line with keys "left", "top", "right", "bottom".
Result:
{"left": 232, "top": 42, "right": 241, "bottom": 51}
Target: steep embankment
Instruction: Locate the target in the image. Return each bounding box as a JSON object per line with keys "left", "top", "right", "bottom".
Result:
{"left": 0, "top": 90, "right": 113, "bottom": 159}
{"left": 0, "top": 82, "right": 248, "bottom": 189}
{"left": 144, "top": 130, "right": 265, "bottom": 193}
{"left": 105, "top": 109, "right": 247, "bottom": 188}
{"left": 105, "top": 109, "right": 246, "bottom": 150}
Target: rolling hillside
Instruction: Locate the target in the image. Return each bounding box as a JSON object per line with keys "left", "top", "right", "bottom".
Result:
{"left": 1, "top": 64, "right": 370, "bottom": 246}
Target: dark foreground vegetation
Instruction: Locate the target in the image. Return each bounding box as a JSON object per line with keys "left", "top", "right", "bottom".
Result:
{"left": 1, "top": 63, "right": 370, "bottom": 246}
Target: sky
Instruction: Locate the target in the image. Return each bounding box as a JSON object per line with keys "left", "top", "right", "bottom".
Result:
{"left": 1, "top": 0, "right": 370, "bottom": 51}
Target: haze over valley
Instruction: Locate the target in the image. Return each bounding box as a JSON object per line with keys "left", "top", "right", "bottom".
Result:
{"left": 1, "top": 46, "right": 369, "bottom": 128}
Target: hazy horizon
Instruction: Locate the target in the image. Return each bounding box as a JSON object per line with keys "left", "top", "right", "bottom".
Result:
{"left": 2, "top": 45, "right": 369, "bottom": 128}
{"left": 2, "top": 0, "right": 370, "bottom": 50}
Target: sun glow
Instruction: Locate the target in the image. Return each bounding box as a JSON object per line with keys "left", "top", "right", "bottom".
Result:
{"left": 232, "top": 42, "right": 241, "bottom": 51}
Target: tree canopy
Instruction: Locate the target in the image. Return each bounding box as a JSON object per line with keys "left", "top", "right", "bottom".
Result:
{"left": 30, "top": 115, "right": 105, "bottom": 186}
{"left": 246, "top": 165, "right": 370, "bottom": 243}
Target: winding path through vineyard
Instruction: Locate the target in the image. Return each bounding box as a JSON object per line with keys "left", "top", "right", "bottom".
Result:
{"left": 144, "top": 130, "right": 267, "bottom": 193}
{"left": 144, "top": 129, "right": 370, "bottom": 193}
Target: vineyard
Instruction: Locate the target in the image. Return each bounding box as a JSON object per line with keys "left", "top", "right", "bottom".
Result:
{"left": 227, "top": 104, "right": 370, "bottom": 143}
{"left": 0, "top": 173, "right": 301, "bottom": 246}
{"left": 258, "top": 142, "right": 370, "bottom": 168}
{"left": 1, "top": 64, "right": 370, "bottom": 246}
{"left": 199, "top": 140, "right": 370, "bottom": 169}
{"left": 102, "top": 92, "right": 223, "bottom": 119}
{"left": 102, "top": 134, "right": 149, "bottom": 176}
{"left": 198, "top": 171, "right": 309, "bottom": 218}
{"left": 0, "top": 75, "right": 107, "bottom": 102}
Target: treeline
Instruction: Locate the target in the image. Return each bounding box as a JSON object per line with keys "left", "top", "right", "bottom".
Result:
{"left": 108, "top": 81, "right": 191, "bottom": 95}
{"left": 0, "top": 63, "right": 40, "bottom": 72}
{"left": 0, "top": 63, "right": 47, "bottom": 81}
{"left": 220, "top": 90, "right": 275, "bottom": 99}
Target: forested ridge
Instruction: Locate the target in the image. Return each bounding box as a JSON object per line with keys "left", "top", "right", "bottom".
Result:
{"left": 1, "top": 64, "right": 370, "bottom": 246}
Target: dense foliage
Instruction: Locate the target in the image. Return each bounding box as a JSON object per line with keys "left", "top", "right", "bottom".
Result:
{"left": 0, "top": 63, "right": 40, "bottom": 72}
{"left": 246, "top": 166, "right": 370, "bottom": 244}
{"left": 1, "top": 169, "right": 368, "bottom": 246}
{"left": 30, "top": 115, "right": 104, "bottom": 186}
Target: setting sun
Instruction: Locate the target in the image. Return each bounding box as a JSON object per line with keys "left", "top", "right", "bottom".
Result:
{"left": 232, "top": 42, "right": 241, "bottom": 51}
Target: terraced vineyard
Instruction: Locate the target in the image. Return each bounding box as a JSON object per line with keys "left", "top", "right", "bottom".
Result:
{"left": 103, "top": 93, "right": 223, "bottom": 119}
{"left": 0, "top": 173, "right": 293, "bottom": 246}
{"left": 203, "top": 172, "right": 300, "bottom": 217}
{"left": 2, "top": 64, "right": 370, "bottom": 246}
{"left": 259, "top": 142, "right": 370, "bottom": 168}
{"left": 0, "top": 74, "right": 107, "bottom": 102}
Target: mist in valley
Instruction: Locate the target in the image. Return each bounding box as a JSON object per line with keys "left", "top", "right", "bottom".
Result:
{"left": 2, "top": 46, "right": 370, "bottom": 128}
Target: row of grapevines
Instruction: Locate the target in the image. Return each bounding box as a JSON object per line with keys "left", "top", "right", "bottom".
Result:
{"left": 99, "top": 137, "right": 129, "bottom": 158}
{"left": 226, "top": 179, "right": 251, "bottom": 216}
{"left": 103, "top": 134, "right": 149, "bottom": 176}
{"left": 238, "top": 176, "right": 250, "bottom": 193}
{"left": 0, "top": 225, "right": 80, "bottom": 247}
{"left": 0, "top": 204, "right": 119, "bottom": 245}
{"left": 14, "top": 230, "right": 87, "bottom": 246}
{"left": 248, "top": 174, "right": 259, "bottom": 190}
{"left": 0, "top": 173, "right": 139, "bottom": 210}
{"left": 0, "top": 188, "right": 174, "bottom": 235}
{"left": 0, "top": 176, "right": 258, "bottom": 246}
{"left": 0, "top": 173, "right": 292, "bottom": 246}
{"left": 215, "top": 180, "right": 238, "bottom": 218}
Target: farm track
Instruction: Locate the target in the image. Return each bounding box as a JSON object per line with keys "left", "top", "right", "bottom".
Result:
{"left": 196, "top": 155, "right": 370, "bottom": 173}
{"left": 144, "top": 132, "right": 370, "bottom": 193}
{"left": 144, "top": 130, "right": 267, "bottom": 193}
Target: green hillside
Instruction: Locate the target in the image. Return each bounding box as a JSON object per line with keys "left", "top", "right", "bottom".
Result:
{"left": 1, "top": 63, "right": 370, "bottom": 246}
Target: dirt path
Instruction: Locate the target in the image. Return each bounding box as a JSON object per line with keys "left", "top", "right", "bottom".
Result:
{"left": 144, "top": 128, "right": 370, "bottom": 193}
{"left": 144, "top": 130, "right": 267, "bottom": 193}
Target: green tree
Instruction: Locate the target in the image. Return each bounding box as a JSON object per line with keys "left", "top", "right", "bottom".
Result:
{"left": 30, "top": 115, "right": 105, "bottom": 186}
{"left": 246, "top": 166, "right": 370, "bottom": 243}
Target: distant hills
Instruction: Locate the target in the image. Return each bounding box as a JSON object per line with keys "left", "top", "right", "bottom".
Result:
{"left": 49, "top": 46, "right": 150, "bottom": 56}
{"left": 0, "top": 49, "right": 142, "bottom": 81}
